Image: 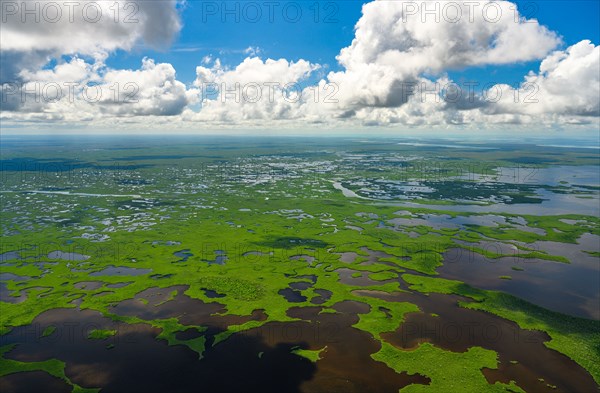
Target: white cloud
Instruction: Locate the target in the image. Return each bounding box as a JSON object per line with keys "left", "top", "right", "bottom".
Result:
{"left": 0, "top": 0, "right": 183, "bottom": 84}
{"left": 1, "top": 0, "right": 182, "bottom": 54}
{"left": 189, "top": 57, "right": 322, "bottom": 123}
{"left": 98, "top": 58, "right": 190, "bottom": 116}
{"left": 329, "top": 0, "right": 561, "bottom": 109}
{"left": 2, "top": 57, "right": 190, "bottom": 120}
{"left": 488, "top": 40, "right": 600, "bottom": 117}
{"left": 195, "top": 57, "right": 319, "bottom": 87}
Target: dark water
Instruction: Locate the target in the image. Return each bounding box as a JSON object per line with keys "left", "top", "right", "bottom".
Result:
{"left": 89, "top": 266, "right": 152, "bottom": 277}
{"left": 202, "top": 288, "right": 226, "bottom": 298}
{"left": 0, "top": 308, "right": 311, "bottom": 393}
{"left": 0, "top": 293, "right": 430, "bottom": 393}
{"left": 335, "top": 268, "right": 396, "bottom": 287}
{"left": 279, "top": 288, "right": 307, "bottom": 303}
{"left": 173, "top": 249, "right": 193, "bottom": 262}
{"left": 355, "top": 290, "right": 599, "bottom": 393}
{"left": 310, "top": 289, "right": 333, "bottom": 305}
{"left": 438, "top": 244, "right": 600, "bottom": 319}
{"left": 73, "top": 281, "right": 104, "bottom": 290}
{"left": 47, "top": 251, "right": 90, "bottom": 261}
{"left": 0, "top": 282, "right": 27, "bottom": 304}
{"left": 290, "top": 282, "right": 313, "bottom": 291}
{"left": 110, "top": 286, "right": 267, "bottom": 330}
{"left": 0, "top": 371, "right": 72, "bottom": 393}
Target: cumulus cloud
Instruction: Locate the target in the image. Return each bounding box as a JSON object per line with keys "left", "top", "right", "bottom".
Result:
{"left": 488, "top": 40, "right": 600, "bottom": 117}
{"left": 188, "top": 57, "right": 323, "bottom": 123}
{"left": 2, "top": 55, "right": 101, "bottom": 113}
{"left": 195, "top": 57, "right": 319, "bottom": 87}
{"left": 338, "top": 38, "right": 600, "bottom": 128}
{"left": 329, "top": 0, "right": 561, "bottom": 109}
{"left": 1, "top": 57, "right": 190, "bottom": 121}
{"left": 1, "top": 0, "right": 182, "bottom": 53}
{"left": 179, "top": 0, "right": 589, "bottom": 129}
{"left": 1, "top": 0, "right": 184, "bottom": 119}
{"left": 98, "top": 58, "right": 190, "bottom": 116}
{"left": 0, "top": 0, "right": 182, "bottom": 83}
{"left": 339, "top": 0, "right": 559, "bottom": 70}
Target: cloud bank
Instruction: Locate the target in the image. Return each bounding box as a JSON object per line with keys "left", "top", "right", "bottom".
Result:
{"left": 1, "top": 0, "right": 598, "bottom": 131}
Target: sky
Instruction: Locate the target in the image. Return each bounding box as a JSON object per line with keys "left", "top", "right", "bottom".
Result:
{"left": 1, "top": 0, "right": 599, "bottom": 134}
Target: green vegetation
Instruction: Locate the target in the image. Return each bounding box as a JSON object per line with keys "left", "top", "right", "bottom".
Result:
{"left": 0, "top": 345, "right": 100, "bottom": 393}
{"left": 1, "top": 137, "right": 598, "bottom": 391}
{"left": 42, "top": 325, "right": 56, "bottom": 337}
{"left": 374, "top": 343, "right": 524, "bottom": 392}
{"left": 87, "top": 329, "right": 117, "bottom": 340}
{"left": 402, "top": 274, "right": 600, "bottom": 385}
{"left": 369, "top": 271, "right": 398, "bottom": 281}
{"left": 291, "top": 346, "right": 327, "bottom": 363}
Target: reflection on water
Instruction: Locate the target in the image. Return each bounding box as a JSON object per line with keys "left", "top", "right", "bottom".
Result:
{"left": 0, "top": 252, "right": 21, "bottom": 262}
{"left": 0, "top": 370, "right": 72, "bottom": 393}
{"left": 310, "top": 289, "right": 332, "bottom": 305}
{"left": 47, "top": 251, "right": 90, "bottom": 261}
{"left": 356, "top": 290, "right": 598, "bottom": 393}
{"left": 0, "top": 294, "right": 431, "bottom": 392}
{"left": 385, "top": 190, "right": 599, "bottom": 216}
{"left": 438, "top": 244, "right": 600, "bottom": 319}
{"left": 0, "top": 282, "right": 27, "bottom": 304}
{"left": 173, "top": 249, "right": 193, "bottom": 262}
{"left": 279, "top": 288, "right": 307, "bottom": 303}
{"left": 89, "top": 266, "right": 152, "bottom": 277}
{"left": 73, "top": 281, "right": 104, "bottom": 290}
{"left": 333, "top": 165, "right": 599, "bottom": 216}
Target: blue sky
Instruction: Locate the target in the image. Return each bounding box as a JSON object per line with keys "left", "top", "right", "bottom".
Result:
{"left": 105, "top": 1, "right": 363, "bottom": 84}
{"left": 105, "top": 0, "right": 600, "bottom": 86}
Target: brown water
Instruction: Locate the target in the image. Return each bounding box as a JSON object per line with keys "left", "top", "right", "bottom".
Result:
{"left": 335, "top": 268, "right": 396, "bottom": 287}
{"left": 109, "top": 286, "right": 267, "bottom": 330}
{"left": 0, "top": 371, "right": 72, "bottom": 393}
{"left": 0, "top": 307, "right": 310, "bottom": 393}
{"left": 254, "top": 301, "right": 430, "bottom": 392}
{"left": 0, "top": 282, "right": 27, "bottom": 304}
{"left": 89, "top": 266, "right": 152, "bottom": 277}
{"left": 2, "top": 262, "right": 597, "bottom": 392}
{"left": 438, "top": 246, "right": 600, "bottom": 319}
{"left": 73, "top": 281, "right": 104, "bottom": 290}
{"left": 337, "top": 247, "right": 401, "bottom": 268}
{"left": 310, "top": 289, "right": 332, "bottom": 305}
{"left": 0, "top": 297, "right": 430, "bottom": 393}
{"left": 354, "top": 290, "right": 599, "bottom": 393}
{"left": 279, "top": 288, "right": 308, "bottom": 303}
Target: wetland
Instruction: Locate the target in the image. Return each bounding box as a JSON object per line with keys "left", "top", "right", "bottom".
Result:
{"left": 1, "top": 136, "right": 598, "bottom": 392}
